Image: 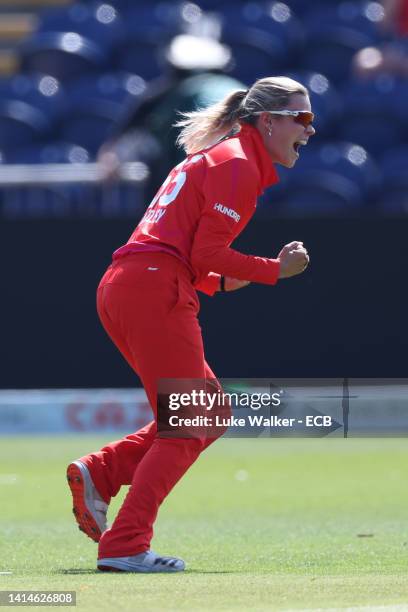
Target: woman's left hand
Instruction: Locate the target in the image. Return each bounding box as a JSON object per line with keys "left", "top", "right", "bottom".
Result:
{"left": 222, "top": 277, "right": 251, "bottom": 291}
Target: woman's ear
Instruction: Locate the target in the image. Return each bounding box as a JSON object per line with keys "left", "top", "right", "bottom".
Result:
{"left": 258, "top": 112, "right": 273, "bottom": 137}
{"left": 256, "top": 112, "right": 267, "bottom": 135}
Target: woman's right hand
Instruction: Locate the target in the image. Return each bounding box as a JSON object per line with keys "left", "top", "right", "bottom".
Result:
{"left": 277, "top": 241, "right": 309, "bottom": 278}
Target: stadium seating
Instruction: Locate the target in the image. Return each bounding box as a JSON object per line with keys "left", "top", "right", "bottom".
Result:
{"left": 300, "top": 27, "right": 373, "bottom": 85}
{"left": 0, "top": 72, "right": 67, "bottom": 120}
{"left": 3, "top": 140, "right": 90, "bottom": 164}
{"left": 38, "top": 2, "right": 125, "bottom": 45}
{"left": 0, "top": 98, "right": 50, "bottom": 150}
{"left": 109, "top": 2, "right": 204, "bottom": 78}
{"left": 65, "top": 71, "right": 147, "bottom": 105}
{"left": 218, "top": 2, "right": 304, "bottom": 75}
{"left": 340, "top": 76, "right": 406, "bottom": 157}
{"left": 286, "top": 71, "right": 343, "bottom": 140}
{"left": 259, "top": 142, "right": 380, "bottom": 216}
{"left": 219, "top": 27, "right": 284, "bottom": 84}
{"left": 0, "top": 139, "right": 90, "bottom": 217}
{"left": 119, "top": 1, "right": 202, "bottom": 31}
{"left": 110, "top": 33, "right": 169, "bottom": 80}
{"left": 298, "top": 1, "right": 384, "bottom": 85}
{"left": 18, "top": 32, "right": 107, "bottom": 80}
{"left": 302, "top": 2, "right": 386, "bottom": 42}
{"left": 283, "top": 0, "right": 349, "bottom": 18}
{"left": 1, "top": 0, "right": 407, "bottom": 216}
{"left": 55, "top": 98, "right": 122, "bottom": 153}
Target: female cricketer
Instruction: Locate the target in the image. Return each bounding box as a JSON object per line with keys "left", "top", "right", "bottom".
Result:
{"left": 67, "top": 76, "right": 314, "bottom": 573}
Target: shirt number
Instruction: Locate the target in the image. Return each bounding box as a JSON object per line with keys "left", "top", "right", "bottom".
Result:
{"left": 147, "top": 154, "right": 203, "bottom": 209}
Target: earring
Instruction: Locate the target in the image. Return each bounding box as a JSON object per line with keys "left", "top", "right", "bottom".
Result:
{"left": 268, "top": 128, "right": 272, "bottom": 137}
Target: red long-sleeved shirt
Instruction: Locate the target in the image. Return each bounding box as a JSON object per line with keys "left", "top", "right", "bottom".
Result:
{"left": 113, "top": 123, "right": 280, "bottom": 295}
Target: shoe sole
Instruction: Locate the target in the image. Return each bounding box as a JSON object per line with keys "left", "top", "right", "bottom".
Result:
{"left": 97, "top": 564, "right": 122, "bottom": 572}
{"left": 97, "top": 562, "right": 184, "bottom": 573}
{"left": 97, "top": 554, "right": 185, "bottom": 573}
{"left": 66, "top": 461, "right": 103, "bottom": 543}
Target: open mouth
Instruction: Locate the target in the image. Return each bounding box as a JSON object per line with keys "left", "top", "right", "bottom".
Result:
{"left": 293, "top": 140, "right": 307, "bottom": 154}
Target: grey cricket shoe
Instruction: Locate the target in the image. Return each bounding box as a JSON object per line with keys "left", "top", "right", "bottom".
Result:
{"left": 67, "top": 460, "right": 108, "bottom": 542}
{"left": 97, "top": 550, "right": 186, "bottom": 573}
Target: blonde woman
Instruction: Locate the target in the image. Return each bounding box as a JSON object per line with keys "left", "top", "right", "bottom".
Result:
{"left": 67, "top": 76, "right": 315, "bottom": 573}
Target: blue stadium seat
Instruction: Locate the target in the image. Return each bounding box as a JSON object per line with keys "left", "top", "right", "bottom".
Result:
{"left": 110, "top": 34, "right": 168, "bottom": 80}
{"left": 0, "top": 73, "right": 67, "bottom": 121}
{"left": 1, "top": 141, "right": 92, "bottom": 217}
{"left": 4, "top": 141, "right": 91, "bottom": 164}
{"left": 286, "top": 71, "right": 344, "bottom": 140}
{"left": 0, "top": 141, "right": 87, "bottom": 218}
{"left": 220, "top": 27, "right": 284, "bottom": 84}
{"left": 60, "top": 73, "right": 147, "bottom": 153}
{"left": 121, "top": 1, "right": 209, "bottom": 32}
{"left": 283, "top": 0, "right": 344, "bottom": 19}
{"left": 197, "top": 0, "right": 266, "bottom": 7}
{"left": 190, "top": 0, "right": 249, "bottom": 8}
{"left": 258, "top": 141, "right": 380, "bottom": 216}
{"left": 18, "top": 32, "right": 107, "bottom": 81}
{"left": 340, "top": 77, "right": 406, "bottom": 157}
{"left": 56, "top": 99, "right": 122, "bottom": 153}
{"left": 2, "top": 156, "right": 146, "bottom": 218}
{"left": 377, "top": 145, "right": 408, "bottom": 215}
{"left": 38, "top": 2, "right": 125, "bottom": 49}
{"left": 299, "top": 3, "right": 378, "bottom": 85}
{"left": 219, "top": 2, "right": 304, "bottom": 70}
{"left": 65, "top": 72, "right": 147, "bottom": 105}
{"left": 111, "top": 1, "right": 207, "bottom": 78}
{"left": 0, "top": 100, "right": 50, "bottom": 150}
{"left": 303, "top": 2, "right": 386, "bottom": 42}
{"left": 0, "top": 141, "right": 141, "bottom": 219}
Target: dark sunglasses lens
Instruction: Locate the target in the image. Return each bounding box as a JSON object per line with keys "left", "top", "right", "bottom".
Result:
{"left": 294, "top": 113, "right": 313, "bottom": 128}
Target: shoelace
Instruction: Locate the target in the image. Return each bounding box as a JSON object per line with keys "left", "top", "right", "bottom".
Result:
{"left": 153, "top": 557, "right": 179, "bottom": 567}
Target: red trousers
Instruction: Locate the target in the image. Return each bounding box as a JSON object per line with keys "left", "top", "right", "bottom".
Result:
{"left": 84, "top": 252, "right": 223, "bottom": 559}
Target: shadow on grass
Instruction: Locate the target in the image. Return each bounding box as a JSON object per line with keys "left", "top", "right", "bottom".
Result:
{"left": 186, "top": 570, "right": 246, "bottom": 574}
{"left": 58, "top": 569, "right": 99, "bottom": 575}
{"left": 58, "top": 569, "right": 245, "bottom": 575}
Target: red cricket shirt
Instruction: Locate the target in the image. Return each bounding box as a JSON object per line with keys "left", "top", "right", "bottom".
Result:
{"left": 113, "top": 123, "right": 280, "bottom": 295}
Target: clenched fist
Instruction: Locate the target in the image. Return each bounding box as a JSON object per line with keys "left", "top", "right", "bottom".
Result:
{"left": 278, "top": 241, "right": 309, "bottom": 279}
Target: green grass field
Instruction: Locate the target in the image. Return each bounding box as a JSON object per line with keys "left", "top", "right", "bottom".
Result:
{"left": 0, "top": 436, "right": 407, "bottom": 611}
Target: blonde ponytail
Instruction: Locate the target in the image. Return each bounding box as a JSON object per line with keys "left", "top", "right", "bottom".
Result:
{"left": 175, "top": 89, "right": 247, "bottom": 155}
{"left": 175, "top": 76, "right": 309, "bottom": 155}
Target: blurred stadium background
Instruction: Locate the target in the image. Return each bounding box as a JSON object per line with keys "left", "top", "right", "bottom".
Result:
{"left": 1, "top": 0, "right": 408, "bottom": 415}
{"left": 1, "top": 0, "right": 408, "bottom": 216}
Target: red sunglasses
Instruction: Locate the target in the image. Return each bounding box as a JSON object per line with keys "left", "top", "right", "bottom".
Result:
{"left": 266, "top": 109, "right": 315, "bottom": 128}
